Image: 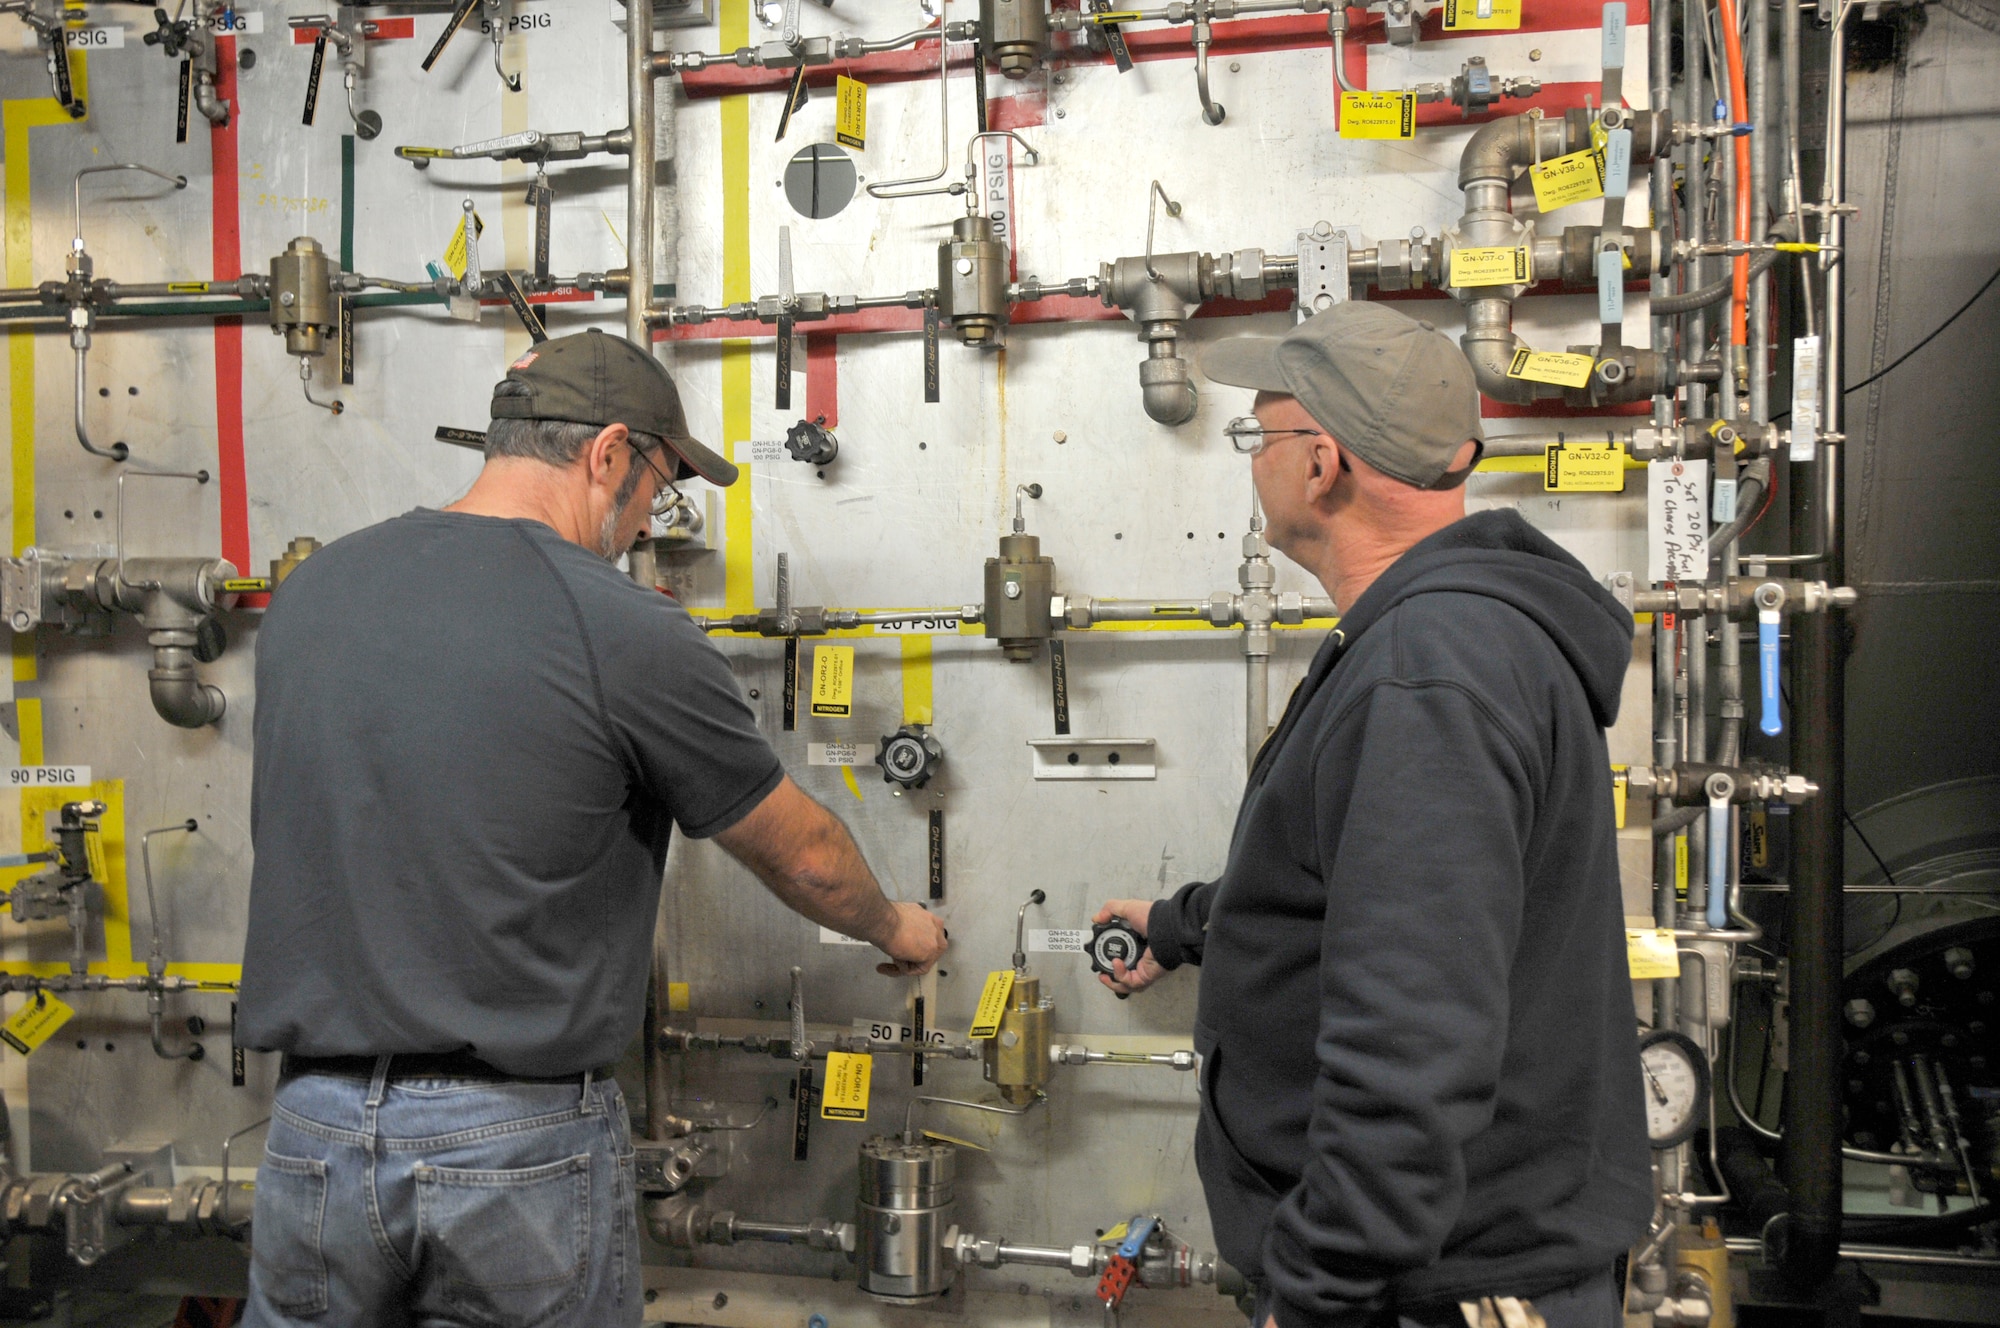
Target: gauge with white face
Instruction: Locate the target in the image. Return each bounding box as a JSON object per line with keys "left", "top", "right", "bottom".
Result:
{"left": 1637, "top": 1029, "right": 1710, "bottom": 1149}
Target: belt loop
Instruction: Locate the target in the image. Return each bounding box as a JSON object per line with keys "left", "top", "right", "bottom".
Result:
{"left": 366, "top": 1054, "right": 393, "bottom": 1112}
{"left": 580, "top": 1065, "right": 595, "bottom": 1112}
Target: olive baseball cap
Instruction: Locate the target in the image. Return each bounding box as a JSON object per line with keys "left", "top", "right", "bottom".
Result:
{"left": 1201, "top": 302, "right": 1484, "bottom": 489}
{"left": 490, "top": 329, "right": 738, "bottom": 487}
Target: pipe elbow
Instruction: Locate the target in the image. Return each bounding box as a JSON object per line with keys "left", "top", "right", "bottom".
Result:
{"left": 193, "top": 75, "right": 229, "bottom": 129}
{"left": 1459, "top": 329, "right": 1536, "bottom": 404}
{"left": 148, "top": 645, "right": 225, "bottom": 728}
{"left": 1139, "top": 356, "right": 1198, "bottom": 426}
{"left": 1458, "top": 115, "right": 1534, "bottom": 191}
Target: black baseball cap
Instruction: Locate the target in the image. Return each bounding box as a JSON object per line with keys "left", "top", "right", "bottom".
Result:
{"left": 490, "top": 329, "right": 738, "bottom": 487}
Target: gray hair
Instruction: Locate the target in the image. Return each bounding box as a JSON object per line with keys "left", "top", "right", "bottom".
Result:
{"left": 486, "top": 379, "right": 668, "bottom": 465}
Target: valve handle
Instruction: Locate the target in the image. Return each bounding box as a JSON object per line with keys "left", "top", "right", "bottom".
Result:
{"left": 1706, "top": 793, "right": 1731, "bottom": 929}
{"left": 1758, "top": 606, "right": 1782, "bottom": 736}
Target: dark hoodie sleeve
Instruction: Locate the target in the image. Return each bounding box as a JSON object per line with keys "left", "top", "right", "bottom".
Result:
{"left": 1263, "top": 679, "right": 1534, "bottom": 1328}
{"left": 1146, "top": 880, "right": 1216, "bottom": 970}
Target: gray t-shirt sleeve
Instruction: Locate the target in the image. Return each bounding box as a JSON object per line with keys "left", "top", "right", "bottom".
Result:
{"left": 590, "top": 583, "right": 784, "bottom": 839}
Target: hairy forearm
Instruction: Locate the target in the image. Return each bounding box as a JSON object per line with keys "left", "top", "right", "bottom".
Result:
{"left": 754, "top": 819, "right": 898, "bottom": 946}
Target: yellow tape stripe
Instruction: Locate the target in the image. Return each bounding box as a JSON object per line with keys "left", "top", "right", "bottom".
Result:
{"left": 7, "top": 63, "right": 85, "bottom": 683}
{"left": 900, "top": 635, "right": 933, "bottom": 726}
{"left": 15, "top": 696, "right": 40, "bottom": 765}
{"left": 720, "top": 0, "right": 755, "bottom": 612}
{"left": 840, "top": 765, "right": 863, "bottom": 801}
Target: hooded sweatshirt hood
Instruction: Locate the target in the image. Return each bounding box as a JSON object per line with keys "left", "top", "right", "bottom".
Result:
{"left": 1330, "top": 508, "right": 1634, "bottom": 728}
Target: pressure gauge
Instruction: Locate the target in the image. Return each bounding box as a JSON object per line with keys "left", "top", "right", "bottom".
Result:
{"left": 1088, "top": 920, "right": 1146, "bottom": 979}
{"left": 1636, "top": 1029, "right": 1710, "bottom": 1149}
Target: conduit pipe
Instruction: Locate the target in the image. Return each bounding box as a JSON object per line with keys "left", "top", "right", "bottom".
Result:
{"left": 1779, "top": 1, "right": 1850, "bottom": 1283}
{"left": 1714, "top": 0, "right": 1752, "bottom": 350}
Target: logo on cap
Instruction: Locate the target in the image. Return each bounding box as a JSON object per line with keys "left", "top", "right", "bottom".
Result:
{"left": 509, "top": 351, "right": 539, "bottom": 371}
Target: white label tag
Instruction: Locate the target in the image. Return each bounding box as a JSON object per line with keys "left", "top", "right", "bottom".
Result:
{"left": 209, "top": 10, "right": 265, "bottom": 34}
{"left": 748, "top": 439, "right": 788, "bottom": 465}
{"left": 871, "top": 616, "right": 959, "bottom": 635}
{"left": 852, "top": 1018, "right": 949, "bottom": 1046}
{"left": 8, "top": 767, "right": 90, "bottom": 788}
{"left": 818, "top": 927, "right": 870, "bottom": 946}
{"left": 1028, "top": 928, "right": 1088, "bottom": 953}
{"left": 807, "top": 742, "right": 859, "bottom": 767}
{"left": 479, "top": 10, "right": 552, "bottom": 35}
{"left": 1789, "top": 335, "right": 1821, "bottom": 461}
{"left": 979, "top": 137, "right": 1016, "bottom": 260}
{"left": 1647, "top": 459, "right": 1710, "bottom": 583}
{"left": 1712, "top": 474, "right": 1737, "bottom": 524}
{"left": 63, "top": 25, "right": 126, "bottom": 49}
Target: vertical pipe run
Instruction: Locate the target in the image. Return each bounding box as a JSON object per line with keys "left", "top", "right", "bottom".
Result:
{"left": 1648, "top": 0, "right": 1674, "bottom": 427}
{"left": 1683, "top": 0, "right": 1712, "bottom": 418}
{"left": 626, "top": 0, "right": 673, "bottom": 1145}
{"left": 1652, "top": 619, "right": 1679, "bottom": 1030}
{"left": 1780, "top": 7, "right": 1847, "bottom": 1282}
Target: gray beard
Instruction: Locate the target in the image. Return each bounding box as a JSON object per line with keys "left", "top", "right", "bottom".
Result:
{"left": 595, "top": 506, "right": 626, "bottom": 562}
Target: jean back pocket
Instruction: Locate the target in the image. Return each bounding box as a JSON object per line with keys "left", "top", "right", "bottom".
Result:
{"left": 415, "top": 1153, "right": 591, "bottom": 1328}
{"left": 252, "top": 1150, "right": 330, "bottom": 1316}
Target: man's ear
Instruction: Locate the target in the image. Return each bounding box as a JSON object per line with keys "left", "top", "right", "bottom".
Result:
{"left": 1303, "top": 436, "right": 1342, "bottom": 503}
{"left": 583, "top": 423, "right": 631, "bottom": 488}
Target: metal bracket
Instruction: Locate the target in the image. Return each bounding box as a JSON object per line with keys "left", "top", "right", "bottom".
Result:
{"left": 1028, "top": 738, "right": 1157, "bottom": 781}
{"left": 1296, "top": 225, "right": 1358, "bottom": 319}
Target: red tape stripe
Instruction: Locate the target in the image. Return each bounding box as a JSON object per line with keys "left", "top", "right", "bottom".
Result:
{"left": 804, "top": 334, "right": 839, "bottom": 428}
{"left": 209, "top": 37, "right": 263, "bottom": 607}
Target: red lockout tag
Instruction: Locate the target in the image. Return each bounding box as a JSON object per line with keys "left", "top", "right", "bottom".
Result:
{"left": 1096, "top": 1255, "right": 1137, "bottom": 1308}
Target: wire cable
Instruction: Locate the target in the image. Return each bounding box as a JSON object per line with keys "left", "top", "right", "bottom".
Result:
{"left": 1848, "top": 261, "right": 2000, "bottom": 394}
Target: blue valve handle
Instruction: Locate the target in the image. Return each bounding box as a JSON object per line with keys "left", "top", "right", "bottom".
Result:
{"left": 1758, "top": 608, "right": 1783, "bottom": 736}
{"left": 1707, "top": 798, "right": 1731, "bottom": 929}
{"left": 1116, "top": 1215, "right": 1159, "bottom": 1261}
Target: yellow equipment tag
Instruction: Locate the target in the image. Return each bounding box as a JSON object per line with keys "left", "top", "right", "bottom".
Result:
{"left": 1509, "top": 349, "right": 1598, "bottom": 389}
{"left": 820, "top": 1051, "right": 872, "bottom": 1120}
{"left": 666, "top": 982, "right": 690, "bottom": 1012}
{"left": 1544, "top": 444, "right": 1627, "bottom": 493}
{"left": 1098, "top": 1221, "right": 1131, "bottom": 1245}
{"left": 810, "top": 645, "right": 854, "bottom": 717}
{"left": 835, "top": 75, "right": 868, "bottom": 150}
{"left": 968, "top": 970, "right": 1015, "bottom": 1040}
{"left": 1448, "top": 245, "right": 1531, "bottom": 288}
{"left": 1529, "top": 148, "right": 1606, "bottom": 212}
{"left": 1674, "top": 833, "right": 1689, "bottom": 900}
{"left": 442, "top": 211, "right": 484, "bottom": 282}
{"left": 1626, "top": 929, "right": 1681, "bottom": 980}
{"left": 1338, "top": 90, "right": 1415, "bottom": 140}
{"left": 222, "top": 577, "right": 272, "bottom": 594}
{"left": 1442, "top": 0, "right": 1523, "bottom": 30}
{"left": 0, "top": 992, "right": 74, "bottom": 1055}
{"left": 1748, "top": 807, "right": 1769, "bottom": 869}
{"left": 166, "top": 281, "right": 212, "bottom": 294}
{"left": 1611, "top": 766, "right": 1628, "bottom": 830}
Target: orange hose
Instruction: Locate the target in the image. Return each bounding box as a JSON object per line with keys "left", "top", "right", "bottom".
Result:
{"left": 1715, "top": 0, "right": 1753, "bottom": 347}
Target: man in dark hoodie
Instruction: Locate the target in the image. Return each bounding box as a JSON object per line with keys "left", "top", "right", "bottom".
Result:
{"left": 1095, "top": 302, "right": 1651, "bottom": 1328}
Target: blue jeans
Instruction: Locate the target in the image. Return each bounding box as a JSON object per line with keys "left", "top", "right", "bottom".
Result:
{"left": 244, "top": 1061, "right": 640, "bottom": 1328}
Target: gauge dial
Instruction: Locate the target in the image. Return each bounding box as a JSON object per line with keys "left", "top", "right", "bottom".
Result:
{"left": 1637, "top": 1029, "right": 1711, "bottom": 1149}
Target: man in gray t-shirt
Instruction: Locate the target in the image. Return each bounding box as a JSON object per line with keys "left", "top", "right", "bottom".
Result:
{"left": 238, "top": 331, "right": 945, "bottom": 1328}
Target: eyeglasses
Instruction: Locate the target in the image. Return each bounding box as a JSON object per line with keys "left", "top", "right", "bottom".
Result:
{"left": 1224, "top": 416, "right": 1323, "bottom": 456}
{"left": 629, "top": 441, "right": 685, "bottom": 517}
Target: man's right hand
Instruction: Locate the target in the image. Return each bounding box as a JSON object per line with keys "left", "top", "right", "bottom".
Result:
{"left": 1093, "top": 899, "right": 1168, "bottom": 996}
{"left": 874, "top": 901, "right": 949, "bottom": 977}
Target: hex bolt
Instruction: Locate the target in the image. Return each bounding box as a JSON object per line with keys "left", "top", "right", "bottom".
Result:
{"left": 1844, "top": 998, "right": 1875, "bottom": 1029}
